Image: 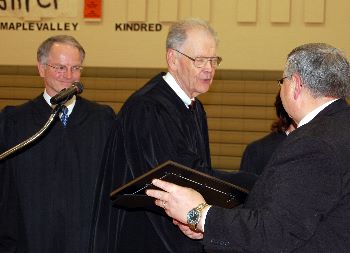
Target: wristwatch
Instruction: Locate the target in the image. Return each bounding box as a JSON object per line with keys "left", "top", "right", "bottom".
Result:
{"left": 187, "top": 202, "right": 209, "bottom": 231}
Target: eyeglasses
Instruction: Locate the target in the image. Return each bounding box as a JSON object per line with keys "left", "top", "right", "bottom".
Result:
{"left": 172, "top": 49, "right": 222, "bottom": 68}
{"left": 45, "top": 63, "right": 83, "bottom": 74}
{"left": 277, "top": 76, "right": 290, "bottom": 86}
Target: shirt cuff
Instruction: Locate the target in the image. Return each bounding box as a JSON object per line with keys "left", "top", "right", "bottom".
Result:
{"left": 199, "top": 205, "right": 211, "bottom": 232}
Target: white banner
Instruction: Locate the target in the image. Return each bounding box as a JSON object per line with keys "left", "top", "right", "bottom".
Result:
{"left": 0, "top": 0, "right": 78, "bottom": 19}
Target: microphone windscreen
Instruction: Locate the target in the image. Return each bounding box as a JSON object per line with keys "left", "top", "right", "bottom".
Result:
{"left": 73, "top": 81, "right": 84, "bottom": 94}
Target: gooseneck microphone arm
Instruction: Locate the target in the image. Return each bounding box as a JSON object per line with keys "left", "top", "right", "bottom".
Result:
{"left": 0, "top": 105, "right": 62, "bottom": 160}
{"left": 0, "top": 82, "right": 84, "bottom": 161}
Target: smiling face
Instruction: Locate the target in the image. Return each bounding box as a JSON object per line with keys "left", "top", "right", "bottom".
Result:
{"left": 167, "top": 28, "right": 218, "bottom": 98}
{"left": 37, "top": 43, "right": 82, "bottom": 97}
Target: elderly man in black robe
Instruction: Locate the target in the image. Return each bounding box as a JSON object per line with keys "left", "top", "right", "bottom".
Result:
{"left": 89, "top": 19, "right": 225, "bottom": 253}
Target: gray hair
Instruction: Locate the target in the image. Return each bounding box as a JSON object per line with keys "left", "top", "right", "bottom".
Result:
{"left": 166, "top": 18, "right": 219, "bottom": 50}
{"left": 37, "top": 35, "right": 85, "bottom": 64}
{"left": 284, "top": 43, "right": 350, "bottom": 99}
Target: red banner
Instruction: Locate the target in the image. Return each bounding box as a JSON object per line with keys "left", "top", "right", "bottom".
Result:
{"left": 84, "top": 0, "right": 102, "bottom": 20}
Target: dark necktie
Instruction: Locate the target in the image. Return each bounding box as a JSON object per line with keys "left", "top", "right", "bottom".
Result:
{"left": 61, "top": 105, "right": 69, "bottom": 127}
{"left": 188, "top": 100, "right": 196, "bottom": 111}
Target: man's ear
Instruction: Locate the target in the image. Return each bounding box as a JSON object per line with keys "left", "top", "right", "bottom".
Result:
{"left": 166, "top": 49, "right": 177, "bottom": 71}
{"left": 292, "top": 74, "right": 303, "bottom": 100}
{"left": 37, "top": 63, "right": 46, "bottom": 78}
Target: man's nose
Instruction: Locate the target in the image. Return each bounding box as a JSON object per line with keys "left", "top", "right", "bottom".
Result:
{"left": 202, "top": 59, "right": 214, "bottom": 71}
{"left": 64, "top": 68, "right": 73, "bottom": 78}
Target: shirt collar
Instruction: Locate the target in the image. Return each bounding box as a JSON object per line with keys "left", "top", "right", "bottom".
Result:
{"left": 163, "top": 72, "right": 194, "bottom": 107}
{"left": 43, "top": 89, "right": 76, "bottom": 116}
{"left": 298, "top": 98, "right": 338, "bottom": 128}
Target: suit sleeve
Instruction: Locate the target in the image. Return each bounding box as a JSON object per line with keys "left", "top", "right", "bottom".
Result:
{"left": 203, "top": 136, "right": 343, "bottom": 252}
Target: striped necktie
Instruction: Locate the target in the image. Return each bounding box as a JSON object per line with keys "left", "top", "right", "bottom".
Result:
{"left": 61, "top": 105, "right": 69, "bottom": 127}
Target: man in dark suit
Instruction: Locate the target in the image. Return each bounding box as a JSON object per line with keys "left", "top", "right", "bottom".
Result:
{"left": 147, "top": 43, "right": 350, "bottom": 252}
{"left": 0, "top": 35, "right": 115, "bottom": 253}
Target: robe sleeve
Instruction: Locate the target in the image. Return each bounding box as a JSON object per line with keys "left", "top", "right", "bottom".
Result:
{"left": 122, "top": 100, "right": 207, "bottom": 177}
{"left": 0, "top": 111, "right": 20, "bottom": 252}
{"left": 89, "top": 99, "right": 210, "bottom": 252}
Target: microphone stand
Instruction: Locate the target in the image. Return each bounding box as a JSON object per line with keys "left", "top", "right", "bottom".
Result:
{"left": 0, "top": 103, "right": 65, "bottom": 161}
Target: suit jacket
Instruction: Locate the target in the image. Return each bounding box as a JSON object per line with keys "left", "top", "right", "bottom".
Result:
{"left": 0, "top": 95, "right": 115, "bottom": 253}
{"left": 203, "top": 99, "right": 350, "bottom": 252}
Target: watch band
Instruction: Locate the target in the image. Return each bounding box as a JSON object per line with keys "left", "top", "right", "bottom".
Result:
{"left": 187, "top": 202, "right": 209, "bottom": 231}
{"left": 195, "top": 203, "right": 209, "bottom": 213}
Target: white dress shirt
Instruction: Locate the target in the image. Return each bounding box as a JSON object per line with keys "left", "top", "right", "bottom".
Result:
{"left": 163, "top": 72, "right": 195, "bottom": 108}
{"left": 43, "top": 89, "right": 76, "bottom": 117}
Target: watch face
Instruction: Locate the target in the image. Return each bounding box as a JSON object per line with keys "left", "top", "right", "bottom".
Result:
{"left": 187, "top": 209, "right": 200, "bottom": 225}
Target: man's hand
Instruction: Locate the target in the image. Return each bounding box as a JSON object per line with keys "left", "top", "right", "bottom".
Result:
{"left": 173, "top": 220, "right": 204, "bottom": 239}
{"left": 146, "top": 179, "right": 205, "bottom": 225}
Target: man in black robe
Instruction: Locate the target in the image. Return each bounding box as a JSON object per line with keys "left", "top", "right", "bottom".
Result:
{"left": 89, "top": 19, "right": 223, "bottom": 253}
{"left": 0, "top": 35, "right": 115, "bottom": 253}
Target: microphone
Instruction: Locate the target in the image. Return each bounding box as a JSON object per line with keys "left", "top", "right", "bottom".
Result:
{"left": 50, "top": 81, "right": 84, "bottom": 105}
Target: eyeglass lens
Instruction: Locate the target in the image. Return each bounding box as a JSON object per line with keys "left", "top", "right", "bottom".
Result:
{"left": 46, "top": 64, "right": 82, "bottom": 73}
{"left": 277, "top": 76, "right": 288, "bottom": 85}
{"left": 173, "top": 49, "right": 222, "bottom": 68}
{"left": 194, "top": 57, "right": 222, "bottom": 68}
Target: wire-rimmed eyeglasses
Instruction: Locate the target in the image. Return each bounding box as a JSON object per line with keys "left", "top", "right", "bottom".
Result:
{"left": 172, "top": 49, "right": 222, "bottom": 68}
{"left": 46, "top": 63, "right": 83, "bottom": 74}
{"left": 277, "top": 76, "right": 291, "bottom": 86}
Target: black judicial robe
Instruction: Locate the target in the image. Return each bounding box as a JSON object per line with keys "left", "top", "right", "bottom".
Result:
{"left": 90, "top": 73, "right": 211, "bottom": 253}
{"left": 0, "top": 95, "right": 115, "bottom": 253}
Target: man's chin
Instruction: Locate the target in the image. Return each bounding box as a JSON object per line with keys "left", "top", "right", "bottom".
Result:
{"left": 199, "top": 81, "right": 212, "bottom": 90}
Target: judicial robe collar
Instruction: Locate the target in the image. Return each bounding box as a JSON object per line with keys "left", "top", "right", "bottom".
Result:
{"left": 163, "top": 72, "right": 195, "bottom": 109}
{"left": 30, "top": 93, "right": 88, "bottom": 127}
